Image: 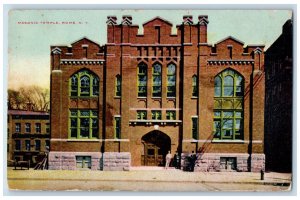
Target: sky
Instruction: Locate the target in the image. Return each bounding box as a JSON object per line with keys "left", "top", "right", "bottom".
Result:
{"left": 7, "top": 10, "right": 292, "bottom": 90}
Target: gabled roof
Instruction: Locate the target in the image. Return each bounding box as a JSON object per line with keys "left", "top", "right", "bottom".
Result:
{"left": 143, "top": 16, "right": 173, "bottom": 26}
{"left": 215, "top": 36, "right": 245, "bottom": 45}
{"left": 71, "top": 37, "right": 100, "bottom": 47}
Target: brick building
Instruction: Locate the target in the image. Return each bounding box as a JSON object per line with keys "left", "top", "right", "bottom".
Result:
{"left": 49, "top": 15, "right": 265, "bottom": 172}
{"left": 265, "top": 19, "right": 293, "bottom": 172}
{"left": 7, "top": 108, "right": 50, "bottom": 166}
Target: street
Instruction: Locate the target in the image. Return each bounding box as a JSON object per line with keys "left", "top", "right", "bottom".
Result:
{"left": 6, "top": 168, "right": 292, "bottom": 192}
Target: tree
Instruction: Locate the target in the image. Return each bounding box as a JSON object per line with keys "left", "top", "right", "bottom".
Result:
{"left": 8, "top": 85, "right": 50, "bottom": 111}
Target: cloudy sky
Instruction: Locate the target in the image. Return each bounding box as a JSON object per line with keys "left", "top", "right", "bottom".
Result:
{"left": 7, "top": 9, "right": 292, "bottom": 90}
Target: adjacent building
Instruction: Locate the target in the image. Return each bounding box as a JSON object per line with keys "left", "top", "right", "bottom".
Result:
{"left": 7, "top": 108, "right": 50, "bottom": 166}
{"left": 265, "top": 19, "right": 293, "bottom": 172}
{"left": 49, "top": 15, "right": 265, "bottom": 172}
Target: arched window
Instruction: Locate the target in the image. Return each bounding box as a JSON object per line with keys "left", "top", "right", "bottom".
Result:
{"left": 115, "top": 75, "right": 121, "bottom": 97}
{"left": 167, "top": 63, "right": 176, "bottom": 97}
{"left": 152, "top": 63, "right": 162, "bottom": 97}
{"left": 213, "top": 69, "right": 244, "bottom": 140}
{"left": 137, "top": 63, "right": 147, "bottom": 97}
{"left": 69, "top": 70, "right": 99, "bottom": 97}
{"left": 192, "top": 75, "right": 198, "bottom": 97}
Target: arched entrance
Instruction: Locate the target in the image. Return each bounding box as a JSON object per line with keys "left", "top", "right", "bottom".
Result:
{"left": 141, "top": 131, "right": 171, "bottom": 166}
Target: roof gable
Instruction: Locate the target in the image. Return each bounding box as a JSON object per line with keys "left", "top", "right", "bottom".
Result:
{"left": 143, "top": 17, "right": 173, "bottom": 26}
{"left": 71, "top": 37, "right": 100, "bottom": 47}
{"left": 215, "top": 36, "right": 245, "bottom": 46}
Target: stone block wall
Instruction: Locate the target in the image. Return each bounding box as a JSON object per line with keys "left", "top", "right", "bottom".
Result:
{"left": 48, "top": 151, "right": 131, "bottom": 171}
{"left": 181, "top": 153, "right": 265, "bottom": 172}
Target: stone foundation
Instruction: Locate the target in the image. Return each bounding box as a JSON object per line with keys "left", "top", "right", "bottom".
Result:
{"left": 48, "top": 151, "right": 131, "bottom": 171}
{"left": 181, "top": 153, "right": 265, "bottom": 172}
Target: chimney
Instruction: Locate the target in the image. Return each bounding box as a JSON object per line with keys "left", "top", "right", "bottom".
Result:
{"left": 198, "top": 15, "right": 209, "bottom": 43}
{"left": 183, "top": 15, "right": 193, "bottom": 25}
{"left": 106, "top": 16, "right": 117, "bottom": 25}
{"left": 122, "top": 15, "right": 132, "bottom": 25}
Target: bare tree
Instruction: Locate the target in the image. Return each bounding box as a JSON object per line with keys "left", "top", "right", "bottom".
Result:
{"left": 8, "top": 86, "right": 50, "bottom": 111}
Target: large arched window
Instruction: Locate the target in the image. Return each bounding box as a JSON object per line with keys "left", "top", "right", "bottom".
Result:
{"left": 213, "top": 69, "right": 244, "bottom": 140}
{"left": 69, "top": 70, "right": 99, "bottom": 97}
{"left": 152, "top": 63, "right": 162, "bottom": 97}
{"left": 137, "top": 63, "right": 147, "bottom": 97}
{"left": 167, "top": 63, "right": 176, "bottom": 97}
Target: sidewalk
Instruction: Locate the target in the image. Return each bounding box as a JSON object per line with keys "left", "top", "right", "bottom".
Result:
{"left": 7, "top": 167, "right": 292, "bottom": 186}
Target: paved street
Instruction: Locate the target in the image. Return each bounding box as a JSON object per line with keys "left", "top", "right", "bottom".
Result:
{"left": 6, "top": 167, "right": 292, "bottom": 192}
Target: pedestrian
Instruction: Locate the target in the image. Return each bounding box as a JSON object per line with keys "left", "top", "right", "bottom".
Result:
{"left": 174, "top": 151, "right": 180, "bottom": 169}
{"left": 189, "top": 151, "right": 197, "bottom": 172}
{"left": 165, "top": 151, "right": 172, "bottom": 169}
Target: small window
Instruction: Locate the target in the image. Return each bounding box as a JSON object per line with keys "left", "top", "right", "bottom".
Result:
{"left": 115, "top": 75, "right": 121, "bottom": 97}
{"left": 192, "top": 117, "right": 198, "bottom": 139}
{"left": 137, "top": 111, "right": 147, "bottom": 120}
{"left": 152, "top": 63, "right": 162, "bottom": 97}
{"left": 167, "top": 63, "right": 176, "bottom": 97}
{"left": 35, "top": 123, "right": 41, "bottom": 133}
{"left": 25, "top": 123, "right": 31, "bottom": 133}
{"left": 192, "top": 75, "right": 198, "bottom": 97}
{"left": 114, "top": 117, "right": 121, "bottom": 139}
{"left": 137, "top": 63, "right": 147, "bottom": 97}
{"left": 35, "top": 140, "right": 41, "bottom": 151}
{"left": 25, "top": 140, "right": 30, "bottom": 151}
{"left": 76, "top": 156, "right": 91, "bottom": 169}
{"left": 15, "top": 140, "right": 21, "bottom": 151}
{"left": 151, "top": 110, "right": 162, "bottom": 120}
{"left": 166, "top": 111, "right": 176, "bottom": 120}
{"left": 15, "top": 123, "right": 21, "bottom": 133}
{"left": 46, "top": 123, "right": 50, "bottom": 134}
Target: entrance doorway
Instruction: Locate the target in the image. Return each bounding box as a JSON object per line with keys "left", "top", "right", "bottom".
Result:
{"left": 141, "top": 130, "right": 171, "bottom": 166}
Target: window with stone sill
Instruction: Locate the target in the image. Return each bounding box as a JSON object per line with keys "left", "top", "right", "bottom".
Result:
{"left": 213, "top": 69, "right": 244, "bottom": 140}
{"left": 69, "top": 70, "right": 99, "bottom": 97}
{"left": 35, "top": 123, "right": 41, "bottom": 133}
{"left": 151, "top": 110, "right": 162, "bottom": 120}
{"left": 192, "top": 117, "right": 198, "bottom": 140}
{"left": 137, "top": 110, "right": 147, "bottom": 120}
{"left": 69, "top": 109, "right": 98, "bottom": 139}
{"left": 166, "top": 110, "right": 176, "bottom": 120}
{"left": 25, "top": 123, "right": 31, "bottom": 133}
{"left": 15, "top": 123, "right": 21, "bottom": 133}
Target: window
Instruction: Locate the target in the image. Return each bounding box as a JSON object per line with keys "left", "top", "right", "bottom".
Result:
{"left": 25, "top": 140, "right": 30, "bottom": 151}
{"left": 69, "top": 110, "right": 98, "bottom": 139}
{"left": 152, "top": 63, "right": 162, "bottom": 97}
{"left": 15, "top": 123, "right": 21, "bottom": 133}
{"left": 69, "top": 70, "right": 99, "bottom": 97}
{"left": 15, "top": 140, "right": 21, "bottom": 151}
{"left": 151, "top": 110, "right": 162, "bottom": 120}
{"left": 114, "top": 117, "right": 121, "bottom": 139}
{"left": 137, "top": 111, "right": 147, "bottom": 120}
{"left": 192, "top": 117, "right": 198, "bottom": 139}
{"left": 45, "top": 140, "right": 50, "bottom": 150}
{"left": 35, "top": 123, "right": 41, "bottom": 133}
{"left": 115, "top": 75, "right": 121, "bottom": 97}
{"left": 76, "top": 156, "right": 91, "bottom": 169}
{"left": 25, "top": 123, "right": 31, "bottom": 133}
{"left": 46, "top": 123, "right": 50, "bottom": 134}
{"left": 214, "top": 111, "right": 243, "bottom": 140}
{"left": 137, "top": 63, "right": 147, "bottom": 97}
{"left": 166, "top": 111, "right": 176, "bottom": 120}
{"left": 35, "top": 140, "right": 41, "bottom": 151}
{"left": 192, "top": 75, "right": 198, "bottom": 97}
{"left": 167, "top": 63, "right": 176, "bottom": 97}
{"left": 213, "top": 69, "right": 244, "bottom": 140}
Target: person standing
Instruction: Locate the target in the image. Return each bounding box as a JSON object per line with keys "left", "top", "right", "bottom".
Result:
{"left": 165, "top": 151, "right": 172, "bottom": 169}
